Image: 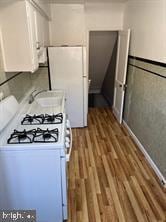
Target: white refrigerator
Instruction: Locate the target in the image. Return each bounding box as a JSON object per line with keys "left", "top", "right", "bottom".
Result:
{"left": 48, "top": 46, "right": 88, "bottom": 128}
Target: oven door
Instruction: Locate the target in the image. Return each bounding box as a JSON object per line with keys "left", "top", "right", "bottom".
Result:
{"left": 60, "top": 155, "right": 68, "bottom": 220}
{"left": 61, "top": 119, "right": 72, "bottom": 220}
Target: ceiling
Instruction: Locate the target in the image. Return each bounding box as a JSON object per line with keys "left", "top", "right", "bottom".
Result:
{"left": 48, "top": 0, "right": 128, "bottom": 3}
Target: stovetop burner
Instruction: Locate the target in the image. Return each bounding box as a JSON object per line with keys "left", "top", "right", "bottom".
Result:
{"left": 34, "top": 128, "right": 59, "bottom": 143}
{"left": 21, "top": 114, "right": 44, "bottom": 125}
{"left": 7, "top": 129, "right": 36, "bottom": 144}
{"left": 7, "top": 128, "right": 59, "bottom": 144}
{"left": 21, "top": 113, "right": 63, "bottom": 125}
{"left": 43, "top": 113, "right": 63, "bottom": 124}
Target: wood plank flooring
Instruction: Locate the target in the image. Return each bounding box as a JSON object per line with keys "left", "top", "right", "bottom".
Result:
{"left": 68, "top": 108, "right": 166, "bottom": 222}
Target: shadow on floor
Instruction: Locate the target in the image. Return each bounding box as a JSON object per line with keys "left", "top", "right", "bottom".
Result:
{"left": 88, "top": 93, "right": 110, "bottom": 108}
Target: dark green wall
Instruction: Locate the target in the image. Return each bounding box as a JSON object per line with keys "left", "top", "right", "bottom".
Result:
{"left": 124, "top": 57, "right": 166, "bottom": 178}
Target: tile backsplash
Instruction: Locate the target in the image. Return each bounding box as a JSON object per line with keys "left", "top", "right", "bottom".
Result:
{"left": 0, "top": 72, "right": 32, "bottom": 102}
{"left": 0, "top": 69, "right": 49, "bottom": 102}
{"left": 31, "top": 66, "right": 49, "bottom": 92}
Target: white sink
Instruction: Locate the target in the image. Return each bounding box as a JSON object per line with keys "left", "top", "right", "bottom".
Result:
{"left": 35, "top": 91, "right": 63, "bottom": 107}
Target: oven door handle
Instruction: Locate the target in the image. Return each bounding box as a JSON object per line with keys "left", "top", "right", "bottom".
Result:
{"left": 66, "top": 120, "right": 73, "bottom": 162}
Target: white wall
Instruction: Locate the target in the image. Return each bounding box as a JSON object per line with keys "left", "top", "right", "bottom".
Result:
{"left": 85, "top": 3, "right": 125, "bottom": 31}
{"left": 123, "top": 0, "right": 166, "bottom": 63}
{"left": 49, "top": 2, "right": 125, "bottom": 45}
{"left": 33, "top": 0, "right": 51, "bottom": 18}
{"left": 49, "top": 4, "right": 86, "bottom": 45}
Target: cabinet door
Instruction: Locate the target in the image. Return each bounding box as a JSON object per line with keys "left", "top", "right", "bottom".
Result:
{"left": 34, "top": 11, "right": 44, "bottom": 49}
{"left": 26, "top": 1, "right": 39, "bottom": 72}
{"left": 34, "top": 11, "right": 49, "bottom": 48}
{"left": 43, "top": 18, "right": 50, "bottom": 46}
{"left": 0, "top": 1, "right": 48, "bottom": 72}
{"left": 0, "top": 1, "right": 38, "bottom": 72}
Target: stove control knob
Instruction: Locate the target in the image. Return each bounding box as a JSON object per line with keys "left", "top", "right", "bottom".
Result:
{"left": 66, "top": 130, "right": 70, "bottom": 135}
{"left": 65, "top": 137, "right": 70, "bottom": 143}
{"left": 65, "top": 142, "right": 70, "bottom": 148}
{"left": 66, "top": 120, "right": 70, "bottom": 128}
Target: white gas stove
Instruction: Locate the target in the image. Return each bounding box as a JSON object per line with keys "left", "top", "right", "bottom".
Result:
{"left": 0, "top": 94, "right": 72, "bottom": 222}
{"left": 2, "top": 113, "right": 66, "bottom": 149}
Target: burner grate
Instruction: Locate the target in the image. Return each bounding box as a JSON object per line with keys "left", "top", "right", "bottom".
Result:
{"left": 21, "top": 114, "right": 44, "bottom": 125}
{"left": 21, "top": 113, "right": 63, "bottom": 125}
{"left": 33, "top": 128, "right": 59, "bottom": 143}
{"left": 43, "top": 113, "right": 63, "bottom": 124}
{"left": 7, "top": 128, "right": 59, "bottom": 144}
{"left": 7, "top": 129, "right": 36, "bottom": 144}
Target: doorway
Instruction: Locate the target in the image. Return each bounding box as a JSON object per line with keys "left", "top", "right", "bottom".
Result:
{"left": 88, "top": 31, "right": 118, "bottom": 108}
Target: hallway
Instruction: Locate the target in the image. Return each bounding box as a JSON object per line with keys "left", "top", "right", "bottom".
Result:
{"left": 68, "top": 108, "right": 166, "bottom": 222}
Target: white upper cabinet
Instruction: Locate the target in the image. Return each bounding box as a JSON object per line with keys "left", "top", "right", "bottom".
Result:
{"left": 0, "top": 0, "right": 49, "bottom": 73}
{"left": 26, "top": 1, "right": 39, "bottom": 72}
{"left": 43, "top": 17, "right": 50, "bottom": 47}
{"left": 34, "top": 10, "right": 44, "bottom": 49}
{"left": 34, "top": 10, "right": 49, "bottom": 64}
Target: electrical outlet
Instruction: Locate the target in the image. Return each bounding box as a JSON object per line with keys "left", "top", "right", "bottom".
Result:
{"left": 0, "top": 92, "right": 4, "bottom": 100}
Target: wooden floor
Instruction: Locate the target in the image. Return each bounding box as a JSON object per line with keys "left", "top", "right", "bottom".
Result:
{"left": 68, "top": 108, "right": 166, "bottom": 222}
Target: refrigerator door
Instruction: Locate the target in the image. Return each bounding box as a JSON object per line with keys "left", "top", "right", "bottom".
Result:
{"left": 48, "top": 46, "right": 84, "bottom": 127}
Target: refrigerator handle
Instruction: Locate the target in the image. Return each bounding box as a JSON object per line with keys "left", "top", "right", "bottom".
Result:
{"left": 82, "top": 46, "right": 87, "bottom": 78}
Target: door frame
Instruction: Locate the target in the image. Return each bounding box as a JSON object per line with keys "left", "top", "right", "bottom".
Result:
{"left": 86, "top": 29, "right": 130, "bottom": 123}
{"left": 86, "top": 28, "right": 120, "bottom": 108}
{"left": 86, "top": 28, "right": 120, "bottom": 88}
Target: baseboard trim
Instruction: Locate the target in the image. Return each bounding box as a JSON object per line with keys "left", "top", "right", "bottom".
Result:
{"left": 123, "top": 120, "right": 166, "bottom": 188}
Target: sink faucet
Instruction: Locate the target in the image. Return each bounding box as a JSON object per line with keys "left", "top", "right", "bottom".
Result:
{"left": 28, "top": 89, "right": 47, "bottom": 104}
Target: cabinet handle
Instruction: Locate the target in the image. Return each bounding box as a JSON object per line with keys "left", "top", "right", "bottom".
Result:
{"left": 36, "top": 42, "right": 41, "bottom": 50}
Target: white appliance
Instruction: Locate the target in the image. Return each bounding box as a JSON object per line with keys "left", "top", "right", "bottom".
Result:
{"left": 48, "top": 46, "right": 88, "bottom": 128}
{"left": 0, "top": 95, "right": 72, "bottom": 222}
